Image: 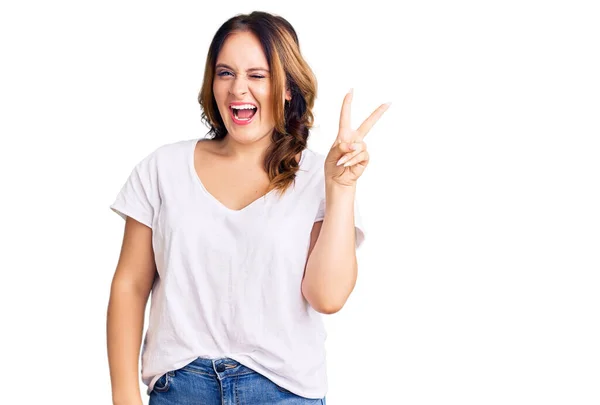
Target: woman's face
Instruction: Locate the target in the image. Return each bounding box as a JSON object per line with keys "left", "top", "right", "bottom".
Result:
{"left": 213, "top": 31, "right": 284, "bottom": 145}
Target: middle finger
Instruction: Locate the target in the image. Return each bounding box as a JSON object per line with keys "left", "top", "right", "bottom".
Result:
{"left": 356, "top": 102, "right": 391, "bottom": 139}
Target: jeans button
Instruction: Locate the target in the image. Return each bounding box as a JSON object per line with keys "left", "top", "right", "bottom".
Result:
{"left": 216, "top": 364, "right": 226, "bottom": 372}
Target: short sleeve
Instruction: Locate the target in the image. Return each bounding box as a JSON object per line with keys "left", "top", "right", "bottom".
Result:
{"left": 110, "top": 153, "right": 159, "bottom": 229}
{"left": 314, "top": 194, "right": 366, "bottom": 250}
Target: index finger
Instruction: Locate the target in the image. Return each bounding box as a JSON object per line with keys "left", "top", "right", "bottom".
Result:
{"left": 338, "top": 89, "right": 353, "bottom": 132}
{"left": 356, "top": 102, "right": 391, "bottom": 139}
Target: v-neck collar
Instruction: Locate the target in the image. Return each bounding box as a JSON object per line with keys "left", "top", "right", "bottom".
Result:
{"left": 189, "top": 138, "right": 307, "bottom": 214}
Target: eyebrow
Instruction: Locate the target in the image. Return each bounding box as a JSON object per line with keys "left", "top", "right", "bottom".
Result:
{"left": 215, "top": 63, "right": 269, "bottom": 72}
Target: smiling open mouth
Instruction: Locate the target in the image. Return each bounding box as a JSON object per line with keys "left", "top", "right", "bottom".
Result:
{"left": 231, "top": 105, "right": 257, "bottom": 120}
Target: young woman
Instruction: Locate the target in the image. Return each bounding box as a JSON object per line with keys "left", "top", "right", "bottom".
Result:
{"left": 107, "top": 10, "right": 389, "bottom": 405}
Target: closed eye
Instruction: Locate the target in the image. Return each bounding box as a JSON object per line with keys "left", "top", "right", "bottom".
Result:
{"left": 216, "top": 71, "right": 266, "bottom": 79}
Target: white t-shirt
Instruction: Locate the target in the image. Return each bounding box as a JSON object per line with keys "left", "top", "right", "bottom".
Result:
{"left": 110, "top": 138, "right": 366, "bottom": 399}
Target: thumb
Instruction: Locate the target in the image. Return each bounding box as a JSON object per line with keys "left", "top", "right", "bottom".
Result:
{"left": 330, "top": 139, "right": 354, "bottom": 153}
{"left": 327, "top": 141, "right": 354, "bottom": 163}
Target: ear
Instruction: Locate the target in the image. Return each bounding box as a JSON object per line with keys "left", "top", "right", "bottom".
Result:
{"left": 285, "top": 87, "right": 292, "bottom": 101}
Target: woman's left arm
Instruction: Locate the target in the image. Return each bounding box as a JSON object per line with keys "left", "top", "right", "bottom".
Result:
{"left": 302, "top": 89, "right": 390, "bottom": 314}
{"left": 302, "top": 183, "right": 359, "bottom": 314}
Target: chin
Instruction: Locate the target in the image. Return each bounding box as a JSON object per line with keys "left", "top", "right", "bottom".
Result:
{"left": 225, "top": 129, "right": 267, "bottom": 144}
{"left": 228, "top": 133, "right": 258, "bottom": 144}
{"left": 224, "top": 123, "right": 273, "bottom": 143}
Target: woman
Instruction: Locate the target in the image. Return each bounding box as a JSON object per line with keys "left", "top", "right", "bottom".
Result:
{"left": 107, "top": 10, "right": 389, "bottom": 405}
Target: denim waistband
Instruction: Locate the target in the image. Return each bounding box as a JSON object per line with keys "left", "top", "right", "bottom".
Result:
{"left": 182, "top": 356, "right": 254, "bottom": 377}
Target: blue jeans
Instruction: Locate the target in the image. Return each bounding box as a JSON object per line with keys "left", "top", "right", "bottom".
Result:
{"left": 148, "top": 357, "right": 327, "bottom": 405}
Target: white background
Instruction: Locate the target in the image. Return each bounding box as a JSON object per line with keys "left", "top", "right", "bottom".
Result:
{"left": 1, "top": 0, "right": 598, "bottom": 404}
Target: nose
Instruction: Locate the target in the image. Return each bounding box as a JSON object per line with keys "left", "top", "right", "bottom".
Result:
{"left": 229, "top": 75, "right": 249, "bottom": 97}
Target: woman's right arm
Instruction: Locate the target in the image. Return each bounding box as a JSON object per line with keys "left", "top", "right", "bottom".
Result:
{"left": 107, "top": 217, "right": 157, "bottom": 405}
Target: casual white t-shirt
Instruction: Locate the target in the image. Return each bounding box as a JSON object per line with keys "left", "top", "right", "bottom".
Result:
{"left": 109, "top": 138, "right": 366, "bottom": 399}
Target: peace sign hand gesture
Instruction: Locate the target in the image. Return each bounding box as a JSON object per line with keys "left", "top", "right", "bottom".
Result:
{"left": 324, "top": 89, "right": 391, "bottom": 187}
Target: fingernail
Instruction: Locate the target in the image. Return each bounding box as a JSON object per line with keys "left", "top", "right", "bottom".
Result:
{"left": 343, "top": 161, "right": 352, "bottom": 167}
{"left": 349, "top": 88, "right": 354, "bottom": 96}
{"left": 336, "top": 156, "right": 348, "bottom": 166}
{"left": 349, "top": 143, "right": 357, "bottom": 150}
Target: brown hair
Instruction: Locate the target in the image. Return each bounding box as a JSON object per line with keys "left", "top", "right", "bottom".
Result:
{"left": 198, "top": 11, "right": 317, "bottom": 196}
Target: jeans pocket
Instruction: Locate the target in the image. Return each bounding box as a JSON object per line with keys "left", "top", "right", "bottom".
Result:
{"left": 153, "top": 370, "right": 175, "bottom": 393}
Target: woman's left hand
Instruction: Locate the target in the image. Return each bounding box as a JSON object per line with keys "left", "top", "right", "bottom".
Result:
{"left": 325, "top": 89, "right": 391, "bottom": 187}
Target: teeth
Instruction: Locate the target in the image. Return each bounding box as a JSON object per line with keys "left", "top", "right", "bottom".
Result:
{"left": 231, "top": 104, "right": 257, "bottom": 110}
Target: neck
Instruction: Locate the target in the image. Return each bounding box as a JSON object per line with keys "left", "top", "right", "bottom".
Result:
{"left": 216, "top": 133, "right": 273, "bottom": 164}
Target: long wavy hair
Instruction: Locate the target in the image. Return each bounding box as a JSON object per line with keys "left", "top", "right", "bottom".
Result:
{"left": 198, "top": 11, "right": 317, "bottom": 196}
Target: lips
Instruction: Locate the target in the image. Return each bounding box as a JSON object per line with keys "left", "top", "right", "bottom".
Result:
{"left": 229, "top": 102, "right": 258, "bottom": 126}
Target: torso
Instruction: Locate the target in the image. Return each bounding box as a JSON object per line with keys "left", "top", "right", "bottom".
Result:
{"left": 129, "top": 139, "right": 332, "bottom": 398}
{"left": 193, "top": 139, "right": 301, "bottom": 211}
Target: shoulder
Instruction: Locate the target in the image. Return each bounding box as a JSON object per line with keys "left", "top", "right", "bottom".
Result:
{"left": 151, "top": 138, "right": 195, "bottom": 159}
{"left": 134, "top": 138, "right": 196, "bottom": 170}
{"left": 301, "top": 147, "right": 326, "bottom": 172}
{"left": 297, "top": 147, "right": 327, "bottom": 191}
